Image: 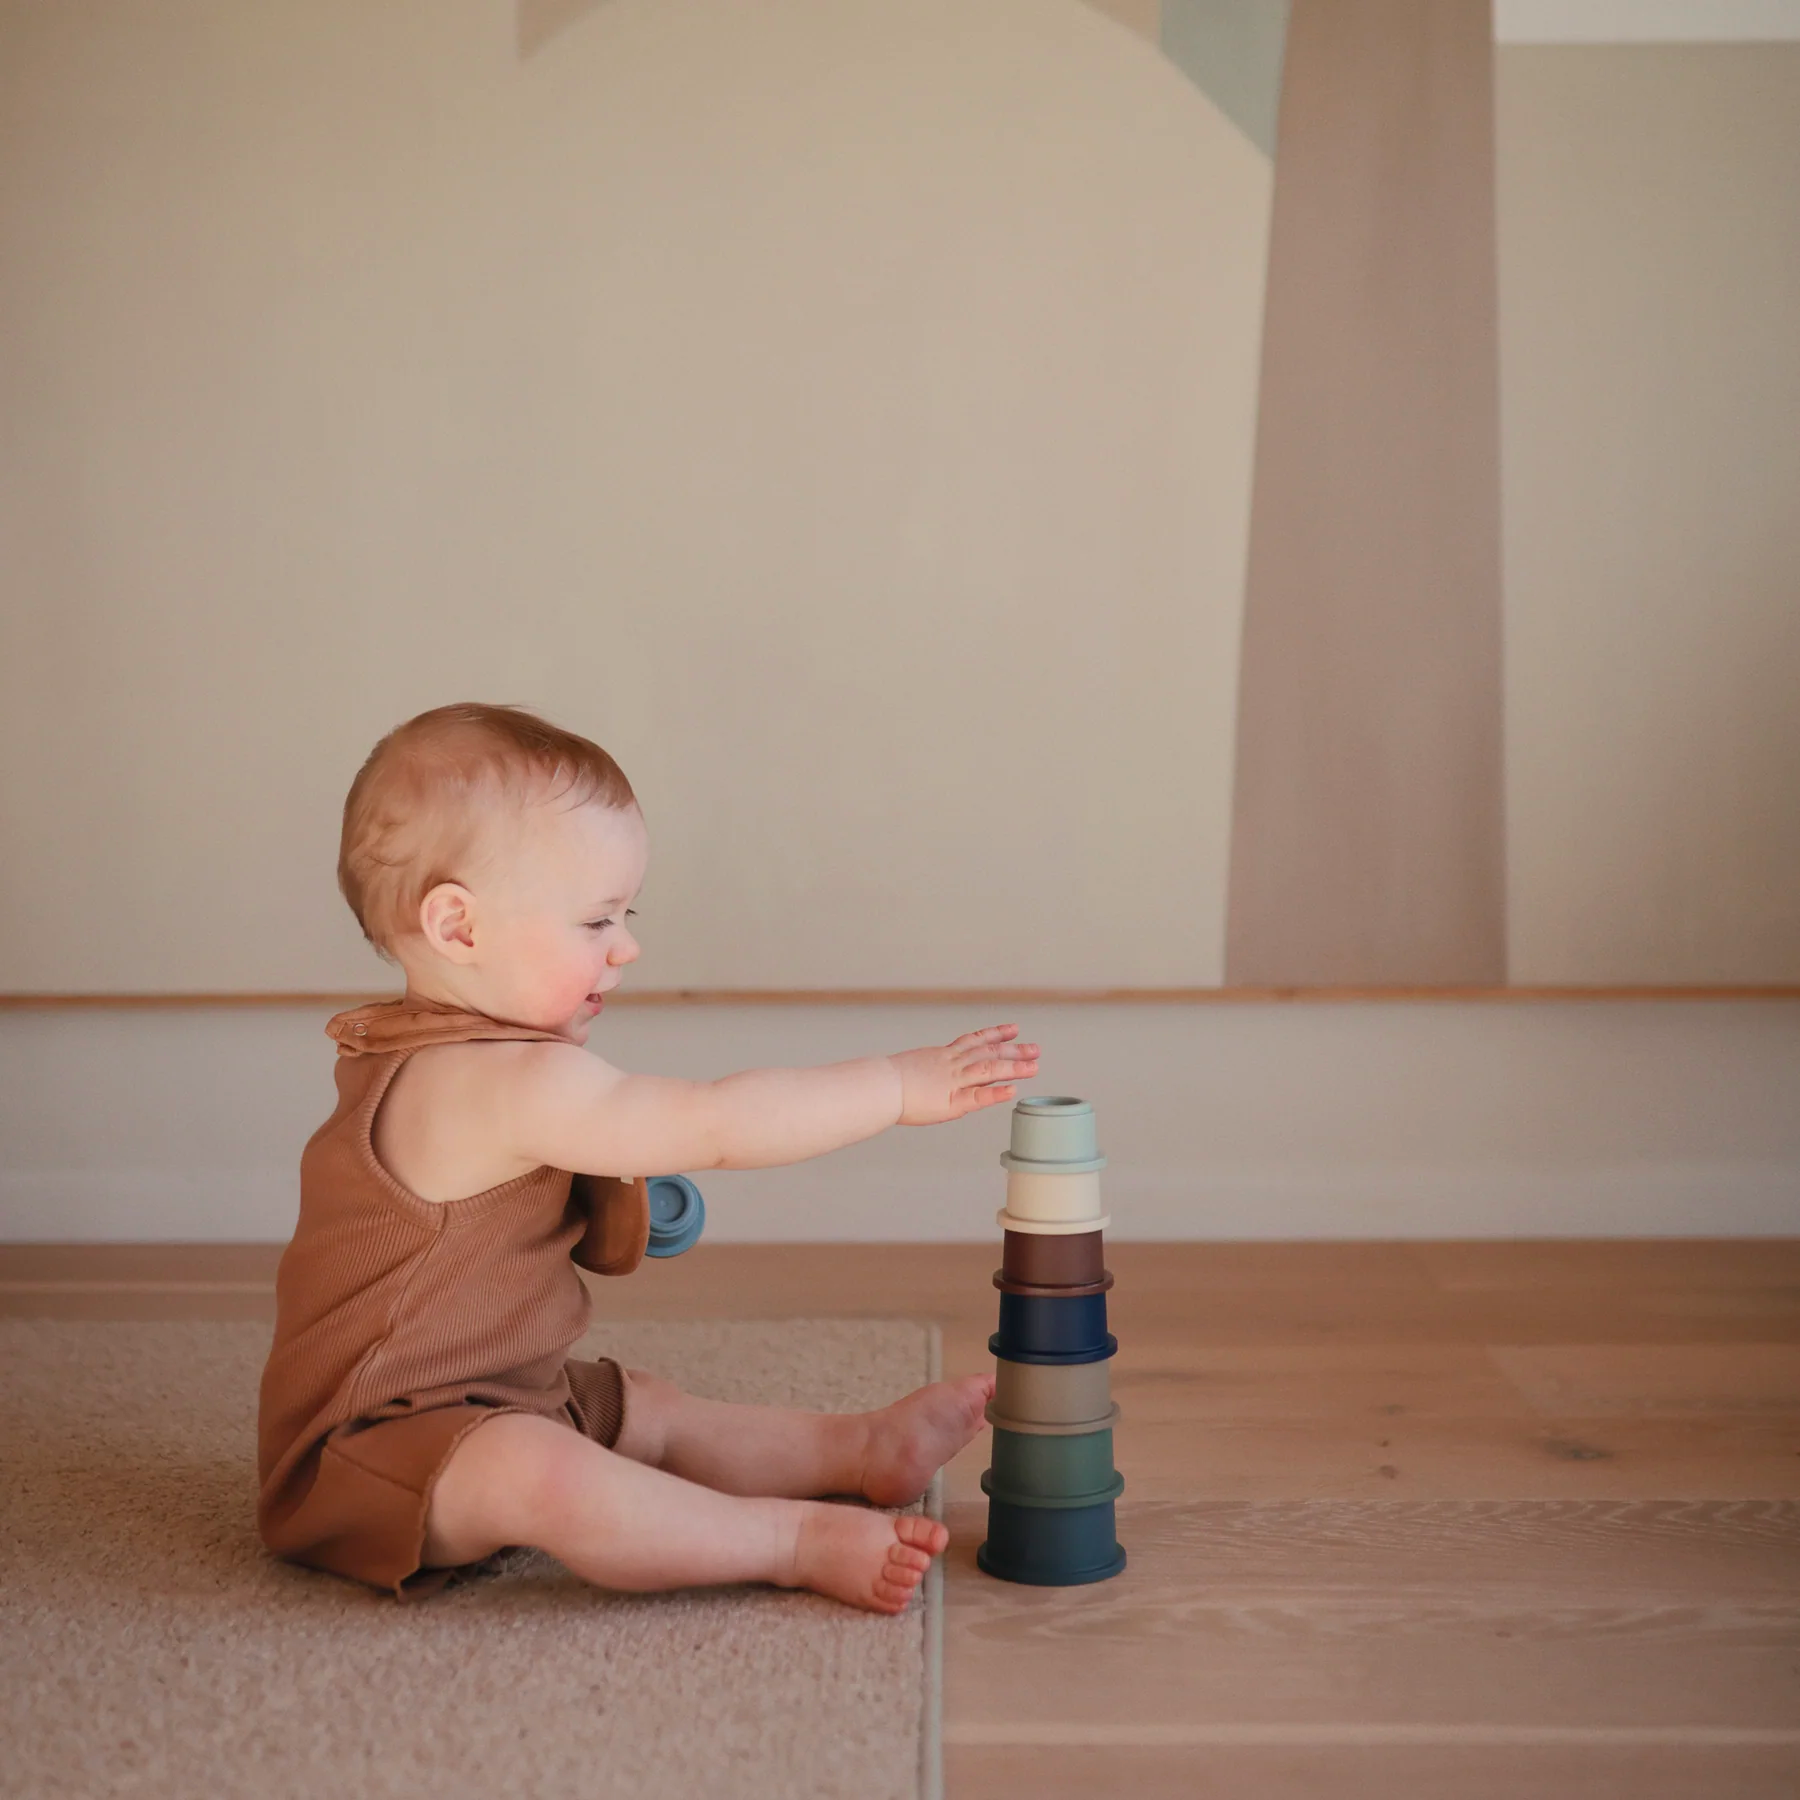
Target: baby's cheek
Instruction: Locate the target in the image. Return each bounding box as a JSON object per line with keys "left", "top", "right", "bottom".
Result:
{"left": 548, "top": 957, "right": 598, "bottom": 1015}
{"left": 512, "top": 941, "right": 590, "bottom": 1023}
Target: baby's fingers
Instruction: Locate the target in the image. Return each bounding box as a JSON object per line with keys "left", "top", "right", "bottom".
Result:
{"left": 975, "top": 1053, "right": 1031, "bottom": 1082}
{"left": 954, "top": 1038, "right": 1036, "bottom": 1069}
{"left": 962, "top": 1050, "right": 1038, "bottom": 1085}
{"left": 962, "top": 1082, "right": 1017, "bottom": 1113}
{"left": 953, "top": 1024, "right": 1018, "bottom": 1048}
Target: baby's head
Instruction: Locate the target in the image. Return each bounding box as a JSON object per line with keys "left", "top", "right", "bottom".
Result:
{"left": 339, "top": 702, "right": 646, "bottom": 1041}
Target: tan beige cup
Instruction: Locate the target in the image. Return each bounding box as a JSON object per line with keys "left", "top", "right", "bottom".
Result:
{"left": 984, "top": 1400, "right": 1122, "bottom": 1437}
{"left": 991, "top": 1354, "right": 1115, "bottom": 1427}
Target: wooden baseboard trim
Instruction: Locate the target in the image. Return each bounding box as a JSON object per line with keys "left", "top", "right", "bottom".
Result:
{"left": 0, "top": 1244, "right": 286, "bottom": 1285}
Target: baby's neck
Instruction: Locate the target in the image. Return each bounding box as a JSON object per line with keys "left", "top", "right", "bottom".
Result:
{"left": 396, "top": 971, "right": 480, "bottom": 1015}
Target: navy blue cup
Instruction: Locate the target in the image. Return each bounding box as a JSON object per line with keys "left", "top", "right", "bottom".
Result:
{"left": 992, "top": 1289, "right": 1110, "bottom": 1358}
{"left": 977, "top": 1483, "right": 1127, "bottom": 1586}
{"left": 987, "top": 1330, "right": 1118, "bottom": 1367}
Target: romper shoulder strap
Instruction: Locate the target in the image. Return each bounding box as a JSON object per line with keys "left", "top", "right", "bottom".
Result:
{"left": 325, "top": 996, "right": 567, "bottom": 1057}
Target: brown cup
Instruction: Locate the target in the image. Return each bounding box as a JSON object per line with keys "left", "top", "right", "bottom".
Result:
{"left": 993, "top": 1269, "right": 1113, "bottom": 1299}
{"left": 1001, "top": 1228, "right": 1105, "bottom": 1288}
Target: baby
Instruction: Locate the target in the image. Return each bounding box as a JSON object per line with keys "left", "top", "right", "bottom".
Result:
{"left": 257, "top": 701, "right": 1038, "bottom": 1612}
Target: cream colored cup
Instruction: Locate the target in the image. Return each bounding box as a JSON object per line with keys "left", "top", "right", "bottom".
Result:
{"left": 996, "top": 1208, "right": 1113, "bottom": 1236}
{"left": 1002, "top": 1168, "right": 1103, "bottom": 1225}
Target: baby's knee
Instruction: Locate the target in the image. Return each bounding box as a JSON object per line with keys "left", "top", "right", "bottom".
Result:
{"left": 616, "top": 1366, "right": 683, "bottom": 1467}
{"left": 427, "top": 1412, "right": 577, "bottom": 1565}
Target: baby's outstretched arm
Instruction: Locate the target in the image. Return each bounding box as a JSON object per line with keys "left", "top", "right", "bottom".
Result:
{"left": 488, "top": 1024, "right": 1039, "bottom": 1177}
{"left": 420, "top": 1025, "right": 1036, "bottom": 1612}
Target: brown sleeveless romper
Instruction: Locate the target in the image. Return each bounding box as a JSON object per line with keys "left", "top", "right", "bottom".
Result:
{"left": 256, "top": 998, "right": 650, "bottom": 1598}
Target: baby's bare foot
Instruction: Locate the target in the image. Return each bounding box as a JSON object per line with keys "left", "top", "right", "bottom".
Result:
{"left": 788, "top": 1505, "right": 949, "bottom": 1614}
{"left": 858, "top": 1374, "right": 994, "bottom": 1508}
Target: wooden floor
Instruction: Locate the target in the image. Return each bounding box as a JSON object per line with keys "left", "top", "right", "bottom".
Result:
{"left": 5, "top": 1240, "right": 1799, "bottom": 1799}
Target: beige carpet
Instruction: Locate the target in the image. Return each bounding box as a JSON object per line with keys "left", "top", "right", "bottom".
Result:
{"left": 1, "top": 1317, "right": 943, "bottom": 1800}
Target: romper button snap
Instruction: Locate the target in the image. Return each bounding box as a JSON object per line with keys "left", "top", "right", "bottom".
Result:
{"left": 353, "top": 1023, "right": 366, "bottom": 1034}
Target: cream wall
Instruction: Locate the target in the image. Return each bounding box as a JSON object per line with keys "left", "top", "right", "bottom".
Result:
{"left": 0, "top": 0, "right": 1270, "bottom": 993}
{"left": 1498, "top": 45, "right": 1800, "bottom": 982}
{"left": 8, "top": 8, "right": 1799, "bottom": 998}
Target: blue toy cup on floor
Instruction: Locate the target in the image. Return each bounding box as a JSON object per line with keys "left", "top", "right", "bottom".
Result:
{"left": 991, "top": 1290, "right": 1109, "bottom": 1358}
{"left": 644, "top": 1175, "right": 705, "bottom": 1257}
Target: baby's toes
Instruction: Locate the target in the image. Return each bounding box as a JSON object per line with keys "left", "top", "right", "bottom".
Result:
{"left": 888, "top": 1542, "right": 933, "bottom": 1576}
{"left": 875, "top": 1561, "right": 925, "bottom": 1605}
{"left": 895, "top": 1514, "right": 949, "bottom": 1555}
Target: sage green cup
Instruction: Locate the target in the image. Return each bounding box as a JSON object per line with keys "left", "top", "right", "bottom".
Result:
{"left": 1000, "top": 1096, "right": 1106, "bottom": 1172}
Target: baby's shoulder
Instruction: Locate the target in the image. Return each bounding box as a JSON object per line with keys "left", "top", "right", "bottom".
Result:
{"left": 402, "top": 1033, "right": 581, "bottom": 1090}
{"left": 376, "top": 1038, "right": 596, "bottom": 1201}
{"left": 407, "top": 1033, "right": 614, "bottom": 1109}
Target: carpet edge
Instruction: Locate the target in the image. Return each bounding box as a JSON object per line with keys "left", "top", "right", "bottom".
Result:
{"left": 922, "top": 1320, "right": 944, "bottom": 1800}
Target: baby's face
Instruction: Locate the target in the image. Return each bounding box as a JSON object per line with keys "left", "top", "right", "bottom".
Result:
{"left": 414, "top": 795, "right": 648, "bottom": 1043}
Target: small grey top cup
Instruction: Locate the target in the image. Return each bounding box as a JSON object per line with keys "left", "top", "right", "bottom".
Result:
{"left": 1007, "top": 1095, "right": 1102, "bottom": 1166}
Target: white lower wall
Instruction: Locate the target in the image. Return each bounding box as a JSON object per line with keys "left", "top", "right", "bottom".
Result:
{"left": 1, "top": 1003, "right": 1796, "bottom": 1243}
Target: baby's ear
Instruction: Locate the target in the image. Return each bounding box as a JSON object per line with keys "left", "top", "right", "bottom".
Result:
{"left": 417, "top": 882, "right": 478, "bottom": 961}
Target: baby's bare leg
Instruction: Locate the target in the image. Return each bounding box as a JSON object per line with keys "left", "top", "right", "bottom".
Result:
{"left": 617, "top": 1368, "right": 995, "bottom": 1504}
{"left": 422, "top": 1412, "right": 946, "bottom": 1613}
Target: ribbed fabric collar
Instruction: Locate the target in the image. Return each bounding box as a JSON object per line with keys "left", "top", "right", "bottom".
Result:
{"left": 325, "top": 996, "right": 563, "bottom": 1057}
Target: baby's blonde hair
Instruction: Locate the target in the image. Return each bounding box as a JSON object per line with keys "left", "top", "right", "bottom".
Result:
{"left": 339, "top": 702, "right": 638, "bottom": 960}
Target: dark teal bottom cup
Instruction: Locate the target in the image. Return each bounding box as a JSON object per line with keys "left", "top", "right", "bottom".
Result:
{"left": 976, "top": 1475, "right": 1127, "bottom": 1586}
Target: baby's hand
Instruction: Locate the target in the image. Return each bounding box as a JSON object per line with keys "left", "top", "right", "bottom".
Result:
{"left": 890, "top": 1025, "right": 1040, "bottom": 1126}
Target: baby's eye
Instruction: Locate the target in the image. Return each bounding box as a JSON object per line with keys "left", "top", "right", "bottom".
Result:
{"left": 585, "top": 910, "right": 639, "bottom": 931}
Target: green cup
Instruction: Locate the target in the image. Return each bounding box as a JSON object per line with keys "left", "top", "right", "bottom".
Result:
{"left": 1002, "top": 1096, "right": 1106, "bottom": 1173}
{"left": 987, "top": 1424, "right": 1118, "bottom": 1500}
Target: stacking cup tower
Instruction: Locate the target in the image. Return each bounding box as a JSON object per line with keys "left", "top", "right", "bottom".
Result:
{"left": 978, "top": 1096, "right": 1126, "bottom": 1585}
